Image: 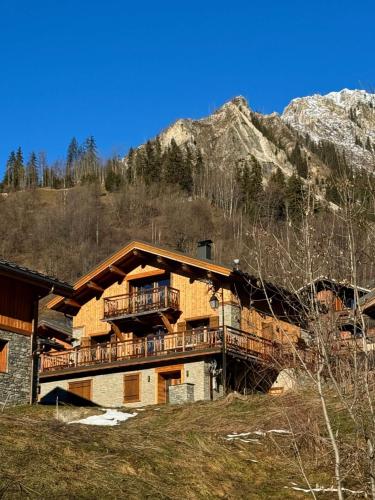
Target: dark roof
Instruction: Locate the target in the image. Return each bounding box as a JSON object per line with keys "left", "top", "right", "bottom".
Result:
{"left": 38, "top": 319, "right": 72, "bottom": 339}
{"left": 0, "top": 258, "right": 73, "bottom": 298}
{"left": 297, "top": 276, "right": 370, "bottom": 295}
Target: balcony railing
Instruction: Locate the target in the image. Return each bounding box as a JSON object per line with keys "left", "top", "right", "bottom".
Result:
{"left": 40, "top": 326, "right": 279, "bottom": 374}
{"left": 103, "top": 286, "right": 180, "bottom": 320}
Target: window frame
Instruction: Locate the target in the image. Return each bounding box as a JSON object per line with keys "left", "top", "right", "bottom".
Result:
{"left": 0, "top": 340, "right": 9, "bottom": 373}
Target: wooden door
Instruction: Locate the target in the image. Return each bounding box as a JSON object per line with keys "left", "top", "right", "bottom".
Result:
{"left": 157, "top": 371, "right": 181, "bottom": 404}
{"left": 68, "top": 379, "right": 92, "bottom": 401}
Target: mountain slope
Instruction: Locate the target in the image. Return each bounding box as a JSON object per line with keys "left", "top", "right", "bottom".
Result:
{"left": 282, "top": 89, "right": 375, "bottom": 171}
{"left": 136, "top": 89, "right": 375, "bottom": 182}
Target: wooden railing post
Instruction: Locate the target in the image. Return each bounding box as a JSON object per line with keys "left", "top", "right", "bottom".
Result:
{"left": 144, "top": 337, "right": 148, "bottom": 357}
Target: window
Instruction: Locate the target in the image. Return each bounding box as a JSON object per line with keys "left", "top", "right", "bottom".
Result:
{"left": 0, "top": 340, "right": 9, "bottom": 373}
{"left": 124, "top": 373, "right": 140, "bottom": 403}
{"left": 68, "top": 379, "right": 92, "bottom": 401}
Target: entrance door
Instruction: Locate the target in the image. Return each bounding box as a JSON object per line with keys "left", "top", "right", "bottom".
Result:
{"left": 157, "top": 370, "right": 181, "bottom": 404}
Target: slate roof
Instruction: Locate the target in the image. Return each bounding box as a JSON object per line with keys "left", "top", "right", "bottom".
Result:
{"left": 0, "top": 258, "right": 73, "bottom": 297}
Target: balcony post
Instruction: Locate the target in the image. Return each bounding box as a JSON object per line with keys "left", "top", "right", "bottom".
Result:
{"left": 109, "top": 342, "right": 112, "bottom": 363}
{"left": 144, "top": 337, "right": 148, "bottom": 357}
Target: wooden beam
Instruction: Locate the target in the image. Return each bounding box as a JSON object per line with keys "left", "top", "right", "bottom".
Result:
{"left": 87, "top": 281, "right": 105, "bottom": 295}
{"left": 159, "top": 313, "right": 174, "bottom": 334}
{"left": 108, "top": 265, "right": 127, "bottom": 284}
{"left": 109, "top": 322, "right": 125, "bottom": 341}
{"left": 64, "top": 298, "right": 81, "bottom": 309}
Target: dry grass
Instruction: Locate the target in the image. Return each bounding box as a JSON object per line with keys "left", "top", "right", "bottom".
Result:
{"left": 0, "top": 391, "right": 366, "bottom": 499}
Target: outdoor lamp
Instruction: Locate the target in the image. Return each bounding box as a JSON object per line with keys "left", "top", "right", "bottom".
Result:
{"left": 209, "top": 293, "right": 219, "bottom": 310}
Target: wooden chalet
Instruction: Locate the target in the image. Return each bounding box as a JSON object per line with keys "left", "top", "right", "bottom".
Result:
{"left": 40, "top": 240, "right": 301, "bottom": 406}
{"left": 0, "top": 259, "right": 72, "bottom": 406}
{"left": 297, "top": 277, "right": 370, "bottom": 341}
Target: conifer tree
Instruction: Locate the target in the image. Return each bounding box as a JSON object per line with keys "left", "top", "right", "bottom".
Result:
{"left": 163, "top": 139, "right": 192, "bottom": 193}
{"left": 26, "top": 152, "right": 39, "bottom": 189}
{"left": 286, "top": 173, "right": 305, "bottom": 221}
{"left": 66, "top": 137, "right": 79, "bottom": 186}
{"left": 143, "top": 140, "right": 161, "bottom": 185}
{"left": 81, "top": 136, "right": 99, "bottom": 183}
{"left": 14, "top": 147, "right": 25, "bottom": 190}
{"left": 3, "top": 151, "right": 16, "bottom": 190}
{"left": 266, "top": 167, "right": 286, "bottom": 221}
{"left": 290, "top": 143, "right": 308, "bottom": 179}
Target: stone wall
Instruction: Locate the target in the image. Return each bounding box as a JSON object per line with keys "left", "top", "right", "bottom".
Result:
{"left": 0, "top": 329, "right": 32, "bottom": 406}
{"left": 40, "top": 359, "right": 214, "bottom": 407}
{"left": 169, "top": 383, "right": 194, "bottom": 404}
{"left": 218, "top": 302, "right": 241, "bottom": 329}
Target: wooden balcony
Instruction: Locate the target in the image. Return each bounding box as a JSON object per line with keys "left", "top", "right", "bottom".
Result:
{"left": 40, "top": 326, "right": 279, "bottom": 374}
{"left": 103, "top": 286, "right": 180, "bottom": 321}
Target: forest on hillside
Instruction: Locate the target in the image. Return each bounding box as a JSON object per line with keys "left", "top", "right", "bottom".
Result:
{"left": 1, "top": 134, "right": 375, "bottom": 290}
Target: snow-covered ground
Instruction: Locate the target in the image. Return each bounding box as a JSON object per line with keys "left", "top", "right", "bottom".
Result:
{"left": 69, "top": 409, "right": 137, "bottom": 426}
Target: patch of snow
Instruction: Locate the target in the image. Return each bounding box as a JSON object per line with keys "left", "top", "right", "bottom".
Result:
{"left": 267, "top": 429, "right": 292, "bottom": 435}
{"left": 69, "top": 409, "right": 137, "bottom": 426}
{"left": 285, "top": 485, "right": 364, "bottom": 495}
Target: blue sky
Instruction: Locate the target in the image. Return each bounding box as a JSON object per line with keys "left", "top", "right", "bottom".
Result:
{"left": 0, "top": 0, "right": 374, "bottom": 174}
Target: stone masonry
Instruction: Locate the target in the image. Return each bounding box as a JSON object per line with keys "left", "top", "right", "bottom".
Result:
{"left": 0, "top": 329, "right": 32, "bottom": 406}
{"left": 169, "top": 383, "right": 194, "bottom": 404}
{"left": 40, "top": 359, "right": 214, "bottom": 407}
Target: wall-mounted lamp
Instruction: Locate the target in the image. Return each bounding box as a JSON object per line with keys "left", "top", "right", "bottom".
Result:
{"left": 147, "top": 376, "right": 151, "bottom": 383}
{"left": 209, "top": 294, "right": 219, "bottom": 310}
{"left": 186, "top": 370, "right": 189, "bottom": 378}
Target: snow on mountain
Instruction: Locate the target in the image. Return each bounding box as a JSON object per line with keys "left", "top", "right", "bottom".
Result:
{"left": 282, "top": 89, "right": 375, "bottom": 170}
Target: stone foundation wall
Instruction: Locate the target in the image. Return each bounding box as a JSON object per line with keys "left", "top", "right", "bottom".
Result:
{"left": 0, "top": 329, "right": 32, "bottom": 406}
{"left": 40, "top": 359, "right": 214, "bottom": 407}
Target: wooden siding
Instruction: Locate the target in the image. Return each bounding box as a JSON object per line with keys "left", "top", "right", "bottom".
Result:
{"left": 0, "top": 276, "right": 34, "bottom": 335}
{"left": 73, "top": 265, "right": 222, "bottom": 337}
{"left": 316, "top": 290, "right": 345, "bottom": 312}
{"left": 241, "top": 306, "right": 300, "bottom": 343}
{"left": 72, "top": 263, "right": 300, "bottom": 348}
{"left": 171, "top": 273, "right": 228, "bottom": 324}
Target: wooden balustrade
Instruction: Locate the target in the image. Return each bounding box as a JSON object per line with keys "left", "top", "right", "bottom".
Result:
{"left": 41, "top": 327, "right": 221, "bottom": 372}
{"left": 103, "top": 286, "right": 180, "bottom": 319}
{"left": 40, "top": 326, "right": 280, "bottom": 373}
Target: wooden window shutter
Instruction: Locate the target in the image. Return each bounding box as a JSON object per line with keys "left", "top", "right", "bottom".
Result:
{"left": 209, "top": 316, "right": 219, "bottom": 329}
{"left": 124, "top": 373, "right": 140, "bottom": 403}
{"left": 177, "top": 322, "right": 186, "bottom": 332}
{"left": 68, "top": 379, "right": 92, "bottom": 400}
{"left": 0, "top": 341, "right": 8, "bottom": 372}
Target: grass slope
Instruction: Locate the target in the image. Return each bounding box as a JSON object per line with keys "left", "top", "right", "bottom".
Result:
{"left": 0, "top": 392, "right": 363, "bottom": 499}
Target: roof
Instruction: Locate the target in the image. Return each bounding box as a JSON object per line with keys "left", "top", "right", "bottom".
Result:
{"left": 38, "top": 319, "right": 72, "bottom": 339}
{"left": 48, "top": 240, "right": 232, "bottom": 315}
{"left": 297, "top": 276, "right": 370, "bottom": 295}
{"left": 359, "top": 288, "right": 375, "bottom": 317}
{"left": 0, "top": 258, "right": 73, "bottom": 298}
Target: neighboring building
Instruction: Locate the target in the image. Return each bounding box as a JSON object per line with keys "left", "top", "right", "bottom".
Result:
{"left": 40, "top": 240, "right": 301, "bottom": 406}
{"left": 38, "top": 319, "right": 74, "bottom": 352}
{"left": 297, "top": 277, "right": 370, "bottom": 342}
{"left": 0, "top": 260, "right": 72, "bottom": 406}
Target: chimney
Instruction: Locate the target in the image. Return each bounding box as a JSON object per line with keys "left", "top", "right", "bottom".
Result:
{"left": 197, "top": 240, "right": 213, "bottom": 260}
